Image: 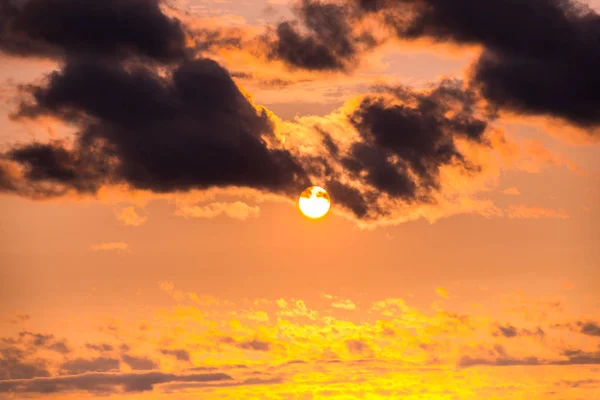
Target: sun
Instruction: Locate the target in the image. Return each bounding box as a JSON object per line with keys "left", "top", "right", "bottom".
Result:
{"left": 298, "top": 186, "right": 331, "bottom": 219}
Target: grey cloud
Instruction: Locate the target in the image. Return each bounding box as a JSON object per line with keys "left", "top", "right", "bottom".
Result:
{"left": 121, "top": 354, "right": 158, "bottom": 371}
{"left": 85, "top": 343, "right": 114, "bottom": 352}
{"left": 0, "top": 371, "right": 233, "bottom": 394}
{"left": 0, "top": 347, "right": 50, "bottom": 380}
{"left": 236, "top": 339, "right": 271, "bottom": 352}
{"left": 579, "top": 321, "right": 600, "bottom": 337}
{"left": 160, "top": 349, "right": 191, "bottom": 362}
{"left": 59, "top": 357, "right": 120, "bottom": 375}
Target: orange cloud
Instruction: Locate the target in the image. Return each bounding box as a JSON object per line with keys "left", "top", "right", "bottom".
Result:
{"left": 436, "top": 287, "right": 450, "bottom": 299}
{"left": 114, "top": 206, "right": 147, "bottom": 227}
{"left": 90, "top": 242, "right": 129, "bottom": 252}
{"left": 174, "top": 201, "right": 260, "bottom": 220}
{"left": 3, "top": 289, "right": 600, "bottom": 398}
{"left": 503, "top": 186, "right": 520, "bottom": 195}
{"left": 517, "top": 140, "right": 582, "bottom": 174}
{"left": 505, "top": 205, "right": 570, "bottom": 220}
{"left": 321, "top": 293, "right": 357, "bottom": 310}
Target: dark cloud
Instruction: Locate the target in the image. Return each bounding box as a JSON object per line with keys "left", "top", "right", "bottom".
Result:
{"left": 313, "top": 79, "right": 487, "bottom": 218}
{"left": 159, "top": 375, "right": 283, "bottom": 393}
{"left": 0, "top": 347, "right": 50, "bottom": 380}
{"left": 320, "top": 131, "right": 340, "bottom": 157}
{"left": 458, "top": 349, "right": 600, "bottom": 368}
{"left": 325, "top": 180, "right": 371, "bottom": 218}
{"left": 458, "top": 355, "right": 542, "bottom": 368}
{"left": 59, "top": 357, "right": 120, "bottom": 375}
{"left": 216, "top": 336, "right": 271, "bottom": 352}
{"left": 236, "top": 339, "right": 271, "bottom": 352}
{"left": 0, "top": 371, "right": 233, "bottom": 394}
{"left": 579, "top": 321, "right": 600, "bottom": 337}
{"left": 85, "top": 343, "right": 114, "bottom": 352}
{"left": 4, "top": 313, "right": 31, "bottom": 324}
{"left": 1, "top": 331, "right": 71, "bottom": 355}
{"left": 557, "top": 349, "right": 600, "bottom": 365}
{"left": 560, "top": 379, "right": 600, "bottom": 388}
{"left": 492, "top": 324, "right": 544, "bottom": 339}
{"left": 345, "top": 339, "right": 372, "bottom": 355}
{"left": 552, "top": 321, "right": 600, "bottom": 337}
{"left": 6, "top": 141, "right": 111, "bottom": 194}
{"left": 121, "top": 354, "right": 158, "bottom": 371}
{"left": 48, "top": 341, "right": 70, "bottom": 355}
{"left": 4, "top": 57, "right": 308, "bottom": 197}
{"left": 494, "top": 324, "right": 518, "bottom": 338}
{"left": 18, "top": 331, "right": 53, "bottom": 346}
{"left": 265, "top": 0, "right": 378, "bottom": 71}
{"left": 0, "top": 163, "right": 16, "bottom": 192}
{"left": 160, "top": 349, "right": 191, "bottom": 362}
{"left": 524, "top": 327, "right": 546, "bottom": 339}
{"left": 0, "top": 0, "right": 188, "bottom": 62}
{"left": 348, "top": 81, "right": 486, "bottom": 192}
{"left": 356, "top": 0, "right": 600, "bottom": 131}
{"left": 0, "top": 0, "right": 497, "bottom": 222}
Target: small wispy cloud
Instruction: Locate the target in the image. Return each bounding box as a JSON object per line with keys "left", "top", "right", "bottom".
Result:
{"left": 91, "top": 242, "right": 129, "bottom": 252}
{"left": 4, "top": 312, "right": 31, "bottom": 324}
{"left": 174, "top": 201, "right": 260, "bottom": 221}
{"left": 320, "top": 293, "right": 357, "bottom": 310}
{"left": 505, "top": 205, "right": 570, "bottom": 220}
{"left": 436, "top": 287, "right": 450, "bottom": 299}
{"left": 115, "top": 206, "right": 147, "bottom": 227}
{"left": 502, "top": 187, "right": 520, "bottom": 196}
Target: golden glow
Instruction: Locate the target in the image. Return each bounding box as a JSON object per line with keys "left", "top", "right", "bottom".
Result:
{"left": 298, "top": 186, "right": 331, "bottom": 219}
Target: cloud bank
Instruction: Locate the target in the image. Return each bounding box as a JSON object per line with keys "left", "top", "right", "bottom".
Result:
{"left": 0, "top": 0, "right": 591, "bottom": 225}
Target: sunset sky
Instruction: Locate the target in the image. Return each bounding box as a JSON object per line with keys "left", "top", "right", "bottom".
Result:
{"left": 1, "top": 0, "right": 599, "bottom": 398}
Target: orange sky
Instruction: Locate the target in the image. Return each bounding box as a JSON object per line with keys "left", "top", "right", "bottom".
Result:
{"left": 1, "top": 0, "right": 599, "bottom": 399}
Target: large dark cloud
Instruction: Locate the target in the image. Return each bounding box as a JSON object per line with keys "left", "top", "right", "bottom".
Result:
{"left": 0, "top": 1, "right": 313, "bottom": 202}
{"left": 0, "top": 0, "right": 510, "bottom": 221}
{"left": 1, "top": 49, "right": 494, "bottom": 221}
{"left": 0, "top": 0, "right": 188, "bottom": 62}
{"left": 355, "top": 0, "right": 600, "bottom": 130}
{"left": 3, "top": 57, "right": 308, "bottom": 197}
{"left": 0, "top": 371, "right": 233, "bottom": 394}
{"left": 265, "top": 0, "right": 378, "bottom": 71}
{"left": 313, "top": 79, "right": 488, "bottom": 218}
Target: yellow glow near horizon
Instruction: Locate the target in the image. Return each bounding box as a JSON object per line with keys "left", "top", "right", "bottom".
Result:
{"left": 298, "top": 186, "right": 331, "bottom": 219}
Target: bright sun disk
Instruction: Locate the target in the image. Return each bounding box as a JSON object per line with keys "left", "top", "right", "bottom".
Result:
{"left": 298, "top": 186, "right": 331, "bottom": 219}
